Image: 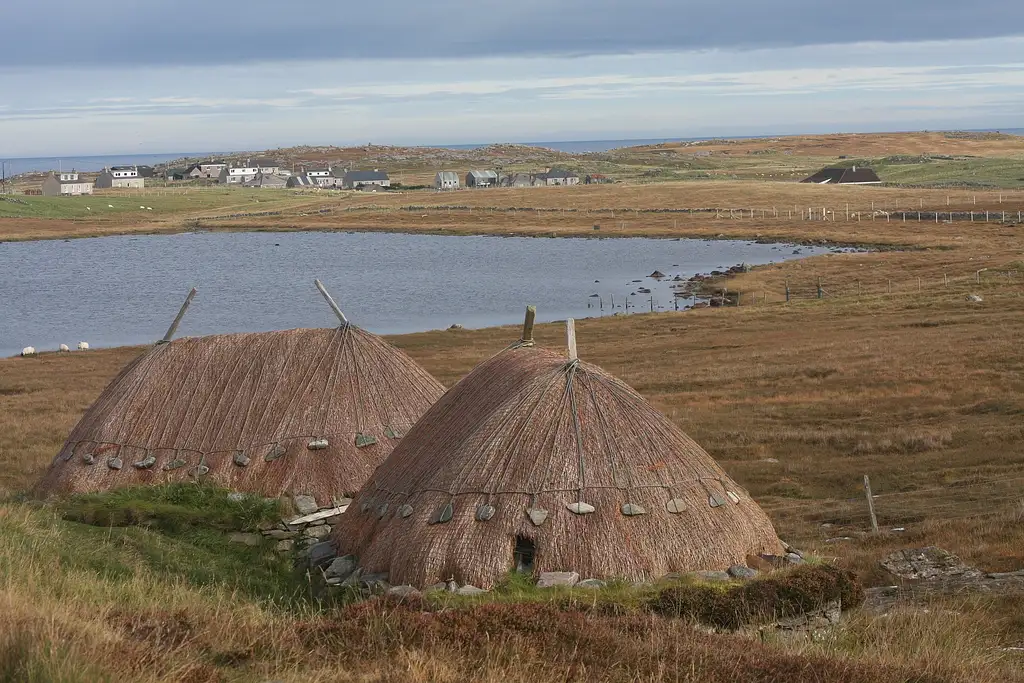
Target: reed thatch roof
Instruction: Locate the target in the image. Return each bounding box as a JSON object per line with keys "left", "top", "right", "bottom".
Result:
{"left": 35, "top": 325, "right": 445, "bottom": 505}
{"left": 333, "top": 328, "right": 783, "bottom": 588}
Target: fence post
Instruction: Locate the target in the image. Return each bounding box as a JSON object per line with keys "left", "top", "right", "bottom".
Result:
{"left": 944, "top": 272, "right": 948, "bottom": 287}
{"left": 785, "top": 280, "right": 790, "bottom": 302}
{"left": 864, "top": 475, "right": 880, "bottom": 534}
{"left": 817, "top": 277, "right": 823, "bottom": 299}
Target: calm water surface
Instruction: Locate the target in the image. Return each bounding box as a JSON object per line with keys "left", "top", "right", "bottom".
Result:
{"left": 0, "top": 231, "right": 835, "bottom": 356}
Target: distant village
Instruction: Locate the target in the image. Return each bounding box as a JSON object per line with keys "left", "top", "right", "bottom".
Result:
{"left": 34, "top": 157, "right": 617, "bottom": 196}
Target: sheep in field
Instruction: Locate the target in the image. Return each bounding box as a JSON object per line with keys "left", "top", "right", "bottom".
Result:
{"left": 77, "top": 342, "right": 90, "bottom": 351}
{"left": 21, "top": 347, "right": 36, "bottom": 357}
{"left": 59, "top": 344, "right": 70, "bottom": 352}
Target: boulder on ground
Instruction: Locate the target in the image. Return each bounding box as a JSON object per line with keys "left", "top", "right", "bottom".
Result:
{"left": 537, "top": 571, "right": 580, "bottom": 588}
{"left": 880, "top": 547, "right": 984, "bottom": 581}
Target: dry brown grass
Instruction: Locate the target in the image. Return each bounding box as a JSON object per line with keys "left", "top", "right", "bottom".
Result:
{"left": 653, "top": 131, "right": 1024, "bottom": 158}
{"left": 3, "top": 153, "right": 1024, "bottom": 680}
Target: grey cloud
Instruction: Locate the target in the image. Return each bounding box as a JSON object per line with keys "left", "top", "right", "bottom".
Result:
{"left": 5, "top": 0, "right": 1024, "bottom": 68}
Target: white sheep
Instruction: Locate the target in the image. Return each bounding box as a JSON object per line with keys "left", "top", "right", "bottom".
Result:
{"left": 21, "top": 346, "right": 36, "bottom": 357}
{"left": 77, "top": 341, "right": 90, "bottom": 351}
{"left": 59, "top": 344, "right": 70, "bottom": 352}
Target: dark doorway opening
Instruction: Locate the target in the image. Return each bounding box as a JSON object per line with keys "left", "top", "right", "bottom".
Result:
{"left": 513, "top": 536, "right": 535, "bottom": 573}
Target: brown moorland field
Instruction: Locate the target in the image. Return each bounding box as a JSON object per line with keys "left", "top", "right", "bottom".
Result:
{"left": 3, "top": 244, "right": 1024, "bottom": 680}
{"left": 2, "top": 132, "right": 1024, "bottom": 681}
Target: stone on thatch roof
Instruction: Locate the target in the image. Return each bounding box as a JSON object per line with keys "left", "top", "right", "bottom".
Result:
{"left": 35, "top": 314, "right": 445, "bottom": 505}
{"left": 333, "top": 318, "right": 783, "bottom": 588}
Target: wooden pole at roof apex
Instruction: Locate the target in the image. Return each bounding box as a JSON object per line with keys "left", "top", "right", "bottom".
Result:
{"left": 520, "top": 305, "right": 536, "bottom": 345}
{"left": 161, "top": 287, "right": 197, "bottom": 343}
{"left": 314, "top": 279, "right": 348, "bottom": 325}
{"left": 566, "top": 318, "right": 578, "bottom": 361}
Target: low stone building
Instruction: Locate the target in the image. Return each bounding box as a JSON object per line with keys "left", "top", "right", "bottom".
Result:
{"left": 343, "top": 170, "right": 390, "bottom": 190}
{"left": 41, "top": 171, "right": 93, "bottom": 196}
{"left": 501, "top": 173, "right": 537, "bottom": 188}
{"left": 535, "top": 169, "right": 580, "bottom": 186}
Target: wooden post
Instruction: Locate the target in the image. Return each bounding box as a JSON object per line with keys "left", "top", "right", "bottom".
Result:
{"left": 566, "top": 318, "right": 578, "bottom": 361}
{"left": 521, "top": 305, "right": 536, "bottom": 344}
{"left": 887, "top": 279, "right": 892, "bottom": 294}
{"left": 649, "top": 296, "right": 654, "bottom": 312}
{"left": 864, "top": 475, "right": 879, "bottom": 534}
{"left": 314, "top": 279, "right": 348, "bottom": 324}
{"left": 918, "top": 277, "right": 922, "bottom": 291}
{"left": 161, "top": 287, "right": 197, "bottom": 343}
{"left": 785, "top": 279, "right": 790, "bottom": 302}
{"left": 944, "top": 272, "right": 948, "bottom": 287}
{"left": 817, "top": 277, "right": 823, "bottom": 299}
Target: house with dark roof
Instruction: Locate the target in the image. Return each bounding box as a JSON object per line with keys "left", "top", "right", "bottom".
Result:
{"left": 801, "top": 166, "right": 881, "bottom": 185}
{"left": 243, "top": 172, "right": 288, "bottom": 189}
{"left": 535, "top": 169, "right": 580, "bottom": 186}
{"left": 252, "top": 158, "right": 283, "bottom": 175}
{"left": 466, "top": 170, "right": 499, "bottom": 188}
{"left": 343, "top": 170, "right": 390, "bottom": 190}
{"left": 95, "top": 166, "right": 145, "bottom": 189}
{"left": 286, "top": 174, "right": 318, "bottom": 188}
{"left": 192, "top": 161, "right": 227, "bottom": 179}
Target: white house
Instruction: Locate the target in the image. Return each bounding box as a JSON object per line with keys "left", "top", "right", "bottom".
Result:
{"left": 535, "top": 169, "right": 580, "bottom": 186}
{"left": 95, "top": 166, "right": 145, "bottom": 189}
{"left": 305, "top": 167, "right": 337, "bottom": 187}
{"left": 434, "top": 171, "right": 459, "bottom": 190}
{"left": 219, "top": 162, "right": 260, "bottom": 185}
{"left": 190, "top": 161, "right": 227, "bottom": 179}
{"left": 41, "top": 172, "right": 93, "bottom": 196}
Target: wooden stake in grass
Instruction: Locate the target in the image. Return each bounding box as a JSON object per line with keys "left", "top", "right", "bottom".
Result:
{"left": 161, "top": 287, "right": 198, "bottom": 344}
{"left": 566, "top": 318, "right": 578, "bottom": 361}
{"left": 864, "top": 475, "right": 880, "bottom": 534}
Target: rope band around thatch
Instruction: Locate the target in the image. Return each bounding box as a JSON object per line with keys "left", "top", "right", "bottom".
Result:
{"left": 362, "top": 476, "right": 745, "bottom": 525}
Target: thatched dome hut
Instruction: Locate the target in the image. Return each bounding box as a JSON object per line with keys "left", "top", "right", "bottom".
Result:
{"left": 333, "top": 317, "right": 783, "bottom": 588}
{"left": 35, "top": 303, "right": 445, "bottom": 505}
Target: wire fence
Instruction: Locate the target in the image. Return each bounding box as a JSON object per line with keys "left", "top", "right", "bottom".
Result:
{"left": 580, "top": 268, "right": 1023, "bottom": 315}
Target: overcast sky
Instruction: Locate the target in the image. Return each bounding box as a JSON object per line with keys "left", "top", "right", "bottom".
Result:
{"left": 2, "top": 1, "right": 1023, "bottom": 156}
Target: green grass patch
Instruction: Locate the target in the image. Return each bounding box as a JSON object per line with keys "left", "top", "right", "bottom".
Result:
{"left": 649, "top": 564, "right": 864, "bottom": 630}
{"left": 58, "top": 482, "right": 280, "bottom": 533}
